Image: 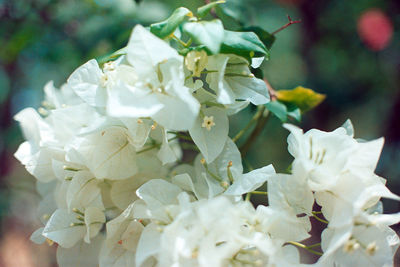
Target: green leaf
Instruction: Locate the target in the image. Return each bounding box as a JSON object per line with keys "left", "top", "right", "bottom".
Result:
{"left": 251, "top": 67, "right": 264, "bottom": 79}
{"left": 266, "top": 101, "right": 287, "bottom": 122}
{"left": 266, "top": 101, "right": 302, "bottom": 122}
{"left": 243, "top": 26, "right": 276, "bottom": 50}
{"left": 215, "top": 0, "right": 246, "bottom": 26}
{"left": 197, "top": 0, "right": 226, "bottom": 18}
{"left": 150, "top": 7, "right": 193, "bottom": 39}
{"left": 276, "top": 86, "right": 326, "bottom": 112}
{"left": 183, "top": 20, "right": 224, "bottom": 54}
{"left": 97, "top": 47, "right": 127, "bottom": 64}
{"left": 286, "top": 103, "right": 301, "bottom": 122}
{"left": 220, "top": 30, "right": 269, "bottom": 60}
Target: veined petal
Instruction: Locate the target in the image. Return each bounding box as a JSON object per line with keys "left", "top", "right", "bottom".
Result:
{"left": 67, "top": 59, "right": 106, "bottom": 107}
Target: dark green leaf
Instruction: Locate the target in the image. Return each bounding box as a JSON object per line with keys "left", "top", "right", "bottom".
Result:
{"left": 183, "top": 20, "right": 224, "bottom": 54}
{"left": 220, "top": 30, "right": 269, "bottom": 60}
{"left": 215, "top": 0, "right": 246, "bottom": 26}
{"left": 150, "top": 7, "right": 193, "bottom": 39}
{"left": 251, "top": 67, "right": 264, "bottom": 79}
{"left": 197, "top": 0, "right": 226, "bottom": 18}
{"left": 243, "top": 26, "right": 276, "bottom": 50}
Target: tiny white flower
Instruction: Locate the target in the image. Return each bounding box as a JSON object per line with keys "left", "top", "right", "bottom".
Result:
{"left": 201, "top": 115, "right": 215, "bottom": 131}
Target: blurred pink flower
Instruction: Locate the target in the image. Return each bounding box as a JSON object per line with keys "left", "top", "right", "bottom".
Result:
{"left": 357, "top": 9, "right": 393, "bottom": 51}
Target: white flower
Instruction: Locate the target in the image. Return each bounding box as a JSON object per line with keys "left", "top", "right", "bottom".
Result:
{"left": 43, "top": 207, "right": 105, "bottom": 248}
{"left": 66, "top": 126, "right": 138, "bottom": 180}
{"left": 100, "top": 203, "right": 144, "bottom": 267}
{"left": 206, "top": 54, "right": 269, "bottom": 105}
{"left": 250, "top": 172, "right": 313, "bottom": 243}
{"left": 192, "top": 138, "right": 275, "bottom": 197}
{"left": 320, "top": 224, "right": 399, "bottom": 267}
{"left": 150, "top": 196, "right": 298, "bottom": 267}
{"left": 67, "top": 59, "right": 109, "bottom": 107}
{"left": 65, "top": 170, "right": 103, "bottom": 212}
{"left": 284, "top": 122, "right": 385, "bottom": 191}
{"left": 107, "top": 25, "right": 200, "bottom": 131}
{"left": 43, "top": 81, "right": 83, "bottom": 109}
{"left": 135, "top": 179, "right": 184, "bottom": 223}
{"left": 201, "top": 115, "right": 216, "bottom": 130}
{"left": 14, "top": 108, "right": 63, "bottom": 183}
{"left": 315, "top": 171, "right": 400, "bottom": 228}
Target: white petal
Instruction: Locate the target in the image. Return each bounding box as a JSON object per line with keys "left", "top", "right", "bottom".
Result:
{"left": 57, "top": 235, "right": 103, "bottom": 267}
{"left": 213, "top": 138, "right": 243, "bottom": 181}
{"left": 110, "top": 176, "right": 150, "bottom": 210}
{"left": 225, "top": 75, "right": 269, "bottom": 105}
{"left": 136, "top": 179, "right": 182, "bottom": 208}
{"left": 67, "top": 59, "right": 106, "bottom": 107}
{"left": 189, "top": 107, "right": 229, "bottom": 163}
{"left": 126, "top": 24, "right": 181, "bottom": 78}
{"left": 136, "top": 223, "right": 162, "bottom": 267}
{"left": 107, "top": 82, "right": 164, "bottom": 118}
{"left": 152, "top": 89, "right": 200, "bottom": 131}
{"left": 157, "top": 128, "right": 179, "bottom": 165}
{"left": 341, "top": 119, "right": 354, "bottom": 137}
{"left": 225, "top": 164, "right": 275, "bottom": 195}
{"left": 43, "top": 209, "right": 86, "bottom": 248}
{"left": 206, "top": 54, "right": 234, "bottom": 104}
{"left": 84, "top": 207, "right": 105, "bottom": 243}
{"left": 30, "top": 227, "right": 46, "bottom": 244}
{"left": 66, "top": 171, "right": 101, "bottom": 211}
{"left": 67, "top": 126, "right": 137, "bottom": 180}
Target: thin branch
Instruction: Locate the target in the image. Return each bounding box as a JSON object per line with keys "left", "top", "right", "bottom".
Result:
{"left": 271, "top": 15, "right": 301, "bottom": 35}
{"left": 264, "top": 78, "right": 277, "bottom": 101}
{"left": 232, "top": 105, "right": 264, "bottom": 142}
{"left": 240, "top": 107, "right": 271, "bottom": 157}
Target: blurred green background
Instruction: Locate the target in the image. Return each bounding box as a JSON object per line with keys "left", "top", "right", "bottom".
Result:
{"left": 0, "top": 0, "right": 399, "bottom": 266}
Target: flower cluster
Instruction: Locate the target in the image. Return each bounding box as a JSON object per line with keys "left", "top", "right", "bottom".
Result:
{"left": 14, "top": 6, "right": 400, "bottom": 267}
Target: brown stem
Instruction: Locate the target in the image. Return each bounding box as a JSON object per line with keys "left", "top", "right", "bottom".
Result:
{"left": 240, "top": 107, "right": 271, "bottom": 157}
{"left": 264, "top": 78, "right": 277, "bottom": 101}
{"left": 271, "top": 15, "right": 302, "bottom": 35}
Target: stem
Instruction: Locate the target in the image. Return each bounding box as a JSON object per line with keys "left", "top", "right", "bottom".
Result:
{"left": 287, "top": 241, "right": 323, "bottom": 256}
{"left": 250, "top": 191, "right": 268, "bottom": 195}
{"left": 136, "top": 144, "right": 160, "bottom": 154}
{"left": 202, "top": 101, "right": 225, "bottom": 108}
{"left": 176, "top": 133, "right": 193, "bottom": 141}
{"left": 180, "top": 142, "right": 199, "bottom": 151}
{"left": 271, "top": 15, "right": 302, "bottom": 35}
{"left": 307, "top": 242, "right": 322, "bottom": 249}
{"left": 312, "top": 212, "right": 329, "bottom": 224}
{"left": 232, "top": 106, "right": 264, "bottom": 142}
{"left": 203, "top": 164, "right": 223, "bottom": 183}
{"left": 172, "top": 35, "right": 191, "bottom": 47}
{"left": 243, "top": 158, "right": 254, "bottom": 171}
{"left": 240, "top": 107, "right": 271, "bottom": 157}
